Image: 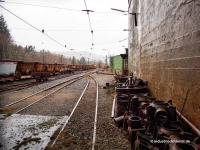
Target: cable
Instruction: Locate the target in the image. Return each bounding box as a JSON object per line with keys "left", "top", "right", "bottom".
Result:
{"left": 83, "top": 0, "right": 92, "bottom": 30}
{"left": 83, "top": 0, "right": 94, "bottom": 48}
{"left": 4, "top": 1, "right": 122, "bottom": 14}
{"left": 118, "top": 38, "right": 128, "bottom": 42}
{"left": 5, "top": 1, "right": 81, "bottom": 11}
{"left": 0, "top": 5, "right": 66, "bottom": 48}
{"left": 10, "top": 28, "right": 125, "bottom": 32}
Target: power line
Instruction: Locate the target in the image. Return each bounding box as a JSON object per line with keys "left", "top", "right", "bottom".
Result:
{"left": 83, "top": 0, "right": 93, "bottom": 30}
{"left": 5, "top": 1, "right": 81, "bottom": 11}
{"left": 118, "top": 38, "right": 128, "bottom": 42}
{"left": 83, "top": 0, "right": 94, "bottom": 48}
{"left": 10, "top": 28, "right": 125, "bottom": 32}
{"left": 0, "top": 4, "right": 67, "bottom": 49}
{"left": 4, "top": 1, "right": 122, "bottom": 14}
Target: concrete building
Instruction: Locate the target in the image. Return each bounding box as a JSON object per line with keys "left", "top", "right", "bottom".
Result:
{"left": 128, "top": 0, "right": 200, "bottom": 129}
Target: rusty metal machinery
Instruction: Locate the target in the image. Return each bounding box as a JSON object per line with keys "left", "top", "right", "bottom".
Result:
{"left": 113, "top": 73, "right": 200, "bottom": 150}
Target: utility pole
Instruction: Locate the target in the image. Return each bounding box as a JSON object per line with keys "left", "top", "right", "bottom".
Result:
{"left": 102, "top": 49, "right": 110, "bottom": 66}
{"left": 61, "top": 54, "right": 63, "bottom": 63}
{"left": 42, "top": 50, "right": 45, "bottom": 63}
{"left": 106, "top": 55, "right": 108, "bottom": 66}
{"left": 15, "top": 50, "right": 18, "bottom": 60}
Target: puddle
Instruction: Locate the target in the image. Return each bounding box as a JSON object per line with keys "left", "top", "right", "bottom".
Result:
{"left": 0, "top": 114, "right": 67, "bottom": 150}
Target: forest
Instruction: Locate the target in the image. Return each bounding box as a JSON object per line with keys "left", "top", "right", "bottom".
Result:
{"left": 0, "top": 15, "right": 103, "bottom": 66}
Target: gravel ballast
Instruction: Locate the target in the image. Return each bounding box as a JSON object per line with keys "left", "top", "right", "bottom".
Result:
{"left": 47, "top": 73, "right": 129, "bottom": 149}
{"left": 1, "top": 72, "right": 130, "bottom": 149}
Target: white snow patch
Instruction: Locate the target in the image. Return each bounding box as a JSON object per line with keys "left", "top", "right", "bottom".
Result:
{"left": 0, "top": 114, "right": 68, "bottom": 150}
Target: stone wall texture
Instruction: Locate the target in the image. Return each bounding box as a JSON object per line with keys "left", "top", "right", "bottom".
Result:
{"left": 128, "top": 0, "right": 200, "bottom": 129}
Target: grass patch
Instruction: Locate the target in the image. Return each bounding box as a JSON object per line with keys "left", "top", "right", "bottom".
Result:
{"left": 0, "top": 106, "right": 16, "bottom": 116}
{"left": 37, "top": 118, "right": 58, "bottom": 129}
{"left": 13, "top": 137, "right": 41, "bottom": 150}
{"left": 105, "top": 83, "right": 117, "bottom": 100}
{"left": 26, "top": 126, "right": 37, "bottom": 132}
{"left": 106, "top": 86, "right": 115, "bottom": 95}
{"left": 84, "top": 73, "right": 91, "bottom": 77}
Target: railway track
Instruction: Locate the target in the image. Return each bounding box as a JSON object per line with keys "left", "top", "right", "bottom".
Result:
{"left": 0, "top": 75, "right": 84, "bottom": 115}
{"left": 0, "top": 71, "right": 91, "bottom": 95}
{"left": 48, "top": 75, "right": 99, "bottom": 149}
{"left": 0, "top": 73, "right": 72, "bottom": 95}
{"left": 0, "top": 81, "right": 39, "bottom": 94}
{"left": 0, "top": 72, "right": 129, "bottom": 150}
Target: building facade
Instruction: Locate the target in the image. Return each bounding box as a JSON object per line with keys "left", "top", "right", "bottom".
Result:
{"left": 128, "top": 0, "right": 200, "bottom": 129}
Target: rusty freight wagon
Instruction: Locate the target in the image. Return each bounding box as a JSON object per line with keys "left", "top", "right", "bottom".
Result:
{"left": 47, "top": 64, "right": 56, "bottom": 75}
{"left": 15, "top": 61, "right": 35, "bottom": 79}
{"left": 68, "top": 65, "right": 79, "bottom": 70}
{"left": 31, "top": 62, "right": 50, "bottom": 81}
{"left": 67, "top": 64, "right": 96, "bottom": 71}
{"left": 88, "top": 64, "right": 96, "bottom": 69}
{"left": 60, "top": 65, "right": 74, "bottom": 74}
{"left": 54, "top": 64, "right": 64, "bottom": 74}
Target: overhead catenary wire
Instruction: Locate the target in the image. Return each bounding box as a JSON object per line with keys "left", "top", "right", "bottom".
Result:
{"left": 4, "top": 1, "right": 123, "bottom": 14}
{"left": 5, "top": 1, "right": 81, "bottom": 11}
{"left": 0, "top": 4, "right": 67, "bottom": 49}
{"left": 83, "top": 0, "right": 94, "bottom": 48}
{"left": 9, "top": 28, "right": 126, "bottom": 32}
{"left": 1, "top": 1, "right": 128, "bottom": 57}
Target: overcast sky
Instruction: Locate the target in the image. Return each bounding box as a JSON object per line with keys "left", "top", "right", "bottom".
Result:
{"left": 0, "top": 0, "right": 128, "bottom": 59}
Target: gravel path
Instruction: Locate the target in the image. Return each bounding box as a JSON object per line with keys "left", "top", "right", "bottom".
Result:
{"left": 94, "top": 74, "right": 129, "bottom": 150}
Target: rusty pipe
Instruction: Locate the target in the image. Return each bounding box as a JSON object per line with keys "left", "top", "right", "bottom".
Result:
{"left": 176, "top": 110, "right": 200, "bottom": 137}
{"left": 111, "top": 96, "right": 116, "bottom": 118}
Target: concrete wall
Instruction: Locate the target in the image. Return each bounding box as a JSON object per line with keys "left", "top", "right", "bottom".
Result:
{"left": 128, "top": 0, "right": 140, "bottom": 76}
{"left": 128, "top": 0, "right": 200, "bottom": 129}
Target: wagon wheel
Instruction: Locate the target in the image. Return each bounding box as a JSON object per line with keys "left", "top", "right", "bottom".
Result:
{"left": 15, "top": 70, "right": 21, "bottom": 79}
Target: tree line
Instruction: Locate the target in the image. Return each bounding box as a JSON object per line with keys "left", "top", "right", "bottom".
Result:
{"left": 0, "top": 15, "right": 104, "bottom": 66}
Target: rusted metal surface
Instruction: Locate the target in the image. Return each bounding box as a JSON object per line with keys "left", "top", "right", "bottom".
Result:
{"left": 31, "top": 72, "right": 50, "bottom": 81}
{"left": 33, "top": 63, "right": 46, "bottom": 72}
{"left": 112, "top": 74, "right": 200, "bottom": 150}
{"left": 67, "top": 64, "right": 96, "bottom": 71}
{"left": 47, "top": 64, "right": 56, "bottom": 74}
{"left": 115, "top": 73, "right": 148, "bottom": 94}
{"left": 16, "top": 61, "right": 35, "bottom": 75}
{"left": 176, "top": 110, "right": 200, "bottom": 137}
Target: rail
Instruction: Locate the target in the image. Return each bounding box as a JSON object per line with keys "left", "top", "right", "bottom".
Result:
{"left": 5, "top": 75, "right": 83, "bottom": 107}
{"left": 51, "top": 77, "right": 90, "bottom": 147}
{"left": 91, "top": 76, "right": 99, "bottom": 150}
{"left": 14, "top": 76, "right": 83, "bottom": 114}
{"left": 0, "top": 82, "right": 38, "bottom": 94}
{"left": 50, "top": 75, "right": 99, "bottom": 149}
